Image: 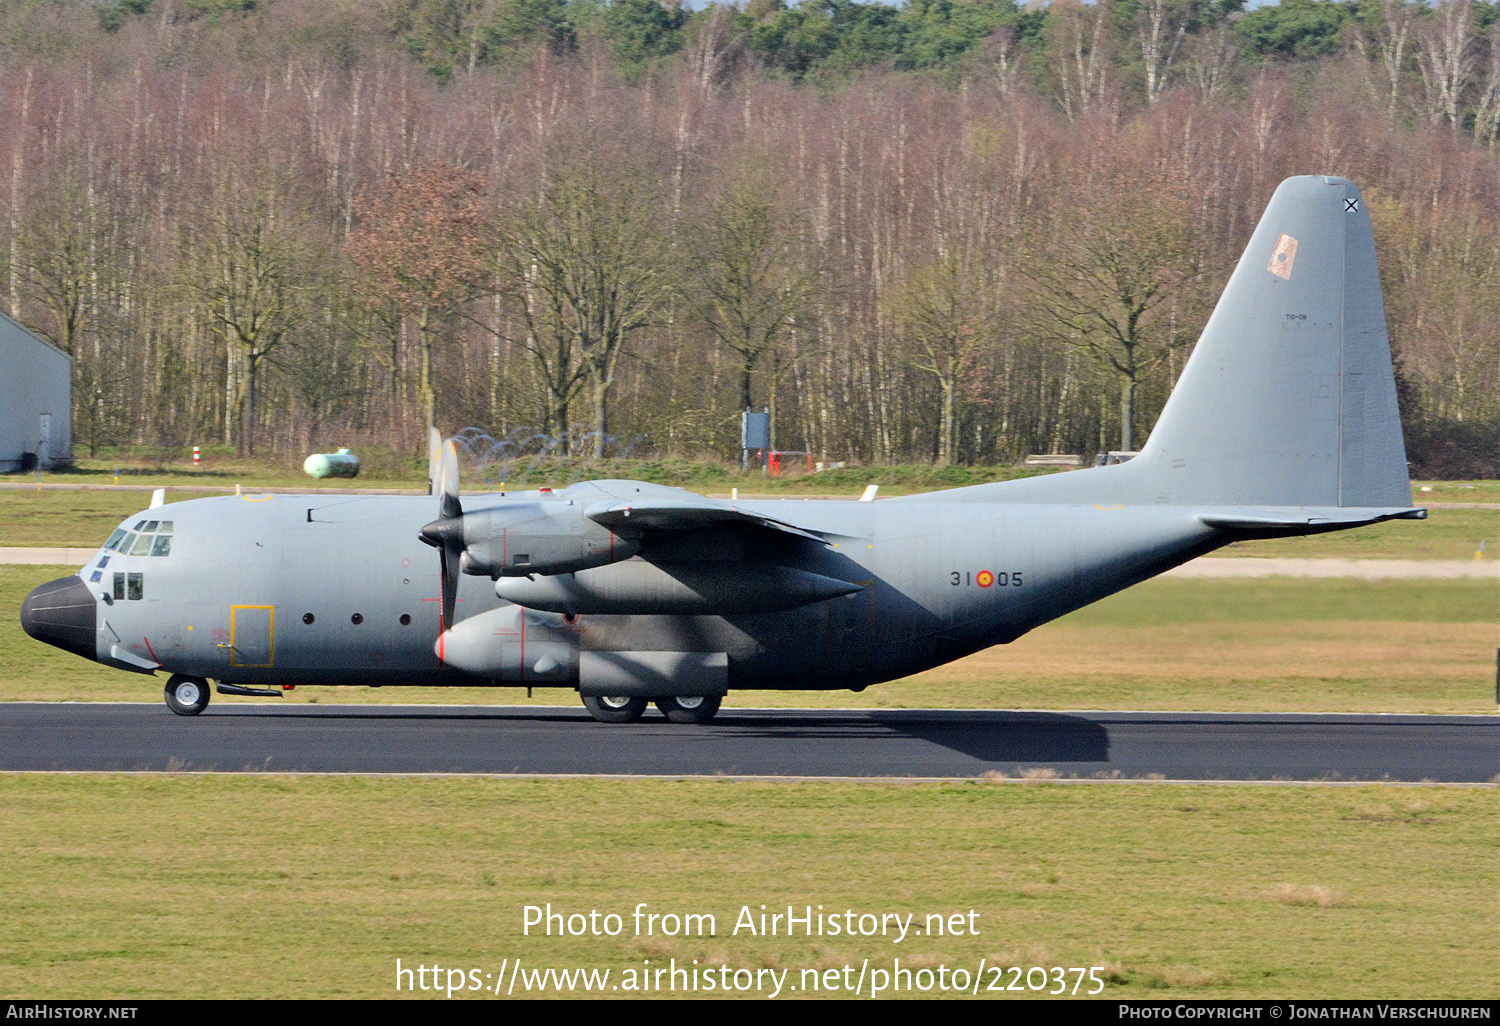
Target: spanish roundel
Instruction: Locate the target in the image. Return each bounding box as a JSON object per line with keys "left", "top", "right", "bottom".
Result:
{"left": 976, "top": 570, "right": 995, "bottom": 588}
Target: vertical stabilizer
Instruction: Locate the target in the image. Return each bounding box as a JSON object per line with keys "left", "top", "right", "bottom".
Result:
{"left": 1138, "top": 176, "right": 1411, "bottom": 508}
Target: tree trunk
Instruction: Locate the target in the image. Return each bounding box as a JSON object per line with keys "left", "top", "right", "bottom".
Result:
{"left": 591, "top": 369, "right": 608, "bottom": 459}
{"left": 939, "top": 375, "right": 955, "bottom": 465}
{"left": 242, "top": 351, "right": 258, "bottom": 456}
{"left": 1120, "top": 375, "right": 1136, "bottom": 451}
{"left": 418, "top": 305, "right": 435, "bottom": 433}
{"left": 741, "top": 353, "right": 754, "bottom": 413}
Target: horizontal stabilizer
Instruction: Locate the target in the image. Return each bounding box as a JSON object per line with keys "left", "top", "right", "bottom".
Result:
{"left": 1198, "top": 506, "right": 1426, "bottom": 532}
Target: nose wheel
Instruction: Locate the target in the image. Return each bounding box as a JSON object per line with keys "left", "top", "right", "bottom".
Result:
{"left": 164, "top": 675, "right": 211, "bottom": 716}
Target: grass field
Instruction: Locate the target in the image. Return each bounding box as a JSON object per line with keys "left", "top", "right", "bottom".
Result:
{"left": 0, "top": 775, "right": 1494, "bottom": 999}
{"left": 4, "top": 566, "right": 1494, "bottom": 713}
{"left": 11, "top": 454, "right": 1059, "bottom": 497}
{"left": 1, "top": 483, "right": 1495, "bottom": 557}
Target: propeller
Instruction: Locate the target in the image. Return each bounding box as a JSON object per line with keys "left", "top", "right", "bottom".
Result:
{"left": 419, "top": 440, "right": 464, "bottom": 632}
{"left": 426, "top": 426, "right": 443, "bottom": 496}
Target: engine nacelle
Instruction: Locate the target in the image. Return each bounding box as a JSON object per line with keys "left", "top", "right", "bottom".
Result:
{"left": 436, "top": 605, "right": 578, "bottom": 683}
{"left": 459, "top": 502, "right": 639, "bottom": 577}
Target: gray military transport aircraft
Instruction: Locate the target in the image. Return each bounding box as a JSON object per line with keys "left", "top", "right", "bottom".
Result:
{"left": 20, "top": 176, "right": 1424, "bottom": 724}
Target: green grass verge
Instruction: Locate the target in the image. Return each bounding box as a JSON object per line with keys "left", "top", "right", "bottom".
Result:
{"left": 0, "top": 775, "right": 1494, "bottom": 999}
{"left": 11, "top": 455, "right": 1057, "bottom": 498}
{"left": 1, "top": 485, "right": 1495, "bottom": 556}
{"left": 3, "top": 567, "right": 1494, "bottom": 713}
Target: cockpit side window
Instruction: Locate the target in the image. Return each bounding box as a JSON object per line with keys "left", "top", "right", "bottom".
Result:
{"left": 104, "top": 529, "right": 126, "bottom": 552}
{"left": 129, "top": 534, "right": 154, "bottom": 556}
{"left": 150, "top": 535, "right": 172, "bottom": 557}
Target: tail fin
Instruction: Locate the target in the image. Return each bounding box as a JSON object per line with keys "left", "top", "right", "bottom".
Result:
{"left": 1140, "top": 175, "right": 1411, "bottom": 507}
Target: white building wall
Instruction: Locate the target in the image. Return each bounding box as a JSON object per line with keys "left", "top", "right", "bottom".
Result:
{"left": 0, "top": 311, "right": 72, "bottom": 471}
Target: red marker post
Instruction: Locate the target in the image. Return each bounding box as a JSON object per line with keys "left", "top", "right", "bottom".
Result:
{"left": 192, "top": 446, "right": 200, "bottom": 468}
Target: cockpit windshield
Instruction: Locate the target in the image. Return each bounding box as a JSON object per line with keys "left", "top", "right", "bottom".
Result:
{"left": 103, "top": 520, "right": 173, "bottom": 556}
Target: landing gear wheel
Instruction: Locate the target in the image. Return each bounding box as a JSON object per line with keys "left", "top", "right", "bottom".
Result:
{"left": 164, "top": 675, "right": 211, "bottom": 716}
{"left": 654, "top": 695, "right": 722, "bottom": 725}
{"left": 581, "top": 694, "right": 648, "bottom": 724}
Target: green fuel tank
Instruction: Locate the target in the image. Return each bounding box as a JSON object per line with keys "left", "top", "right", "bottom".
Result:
{"left": 303, "top": 448, "right": 360, "bottom": 479}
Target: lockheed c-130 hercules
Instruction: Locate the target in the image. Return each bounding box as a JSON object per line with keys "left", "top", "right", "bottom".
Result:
{"left": 21, "top": 176, "right": 1424, "bottom": 725}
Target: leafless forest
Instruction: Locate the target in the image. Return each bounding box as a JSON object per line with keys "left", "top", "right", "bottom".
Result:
{"left": 4, "top": 0, "right": 1499, "bottom": 474}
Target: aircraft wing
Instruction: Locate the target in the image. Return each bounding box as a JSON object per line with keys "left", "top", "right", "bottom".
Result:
{"left": 584, "top": 498, "right": 830, "bottom": 544}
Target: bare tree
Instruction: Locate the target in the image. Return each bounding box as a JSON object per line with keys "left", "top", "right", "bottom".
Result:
{"left": 1023, "top": 177, "right": 1201, "bottom": 452}
{"left": 1472, "top": 24, "right": 1500, "bottom": 147}
{"left": 1417, "top": 0, "right": 1474, "bottom": 128}
{"left": 502, "top": 147, "right": 675, "bottom": 457}
{"left": 347, "top": 163, "right": 492, "bottom": 435}
{"left": 1138, "top": 0, "right": 1187, "bottom": 105}
{"left": 1370, "top": 0, "right": 1416, "bottom": 120}
{"left": 893, "top": 252, "right": 991, "bottom": 465}
{"left": 1049, "top": 0, "right": 1115, "bottom": 122}
{"left": 192, "top": 173, "right": 318, "bottom": 456}
{"left": 694, "top": 168, "right": 820, "bottom": 424}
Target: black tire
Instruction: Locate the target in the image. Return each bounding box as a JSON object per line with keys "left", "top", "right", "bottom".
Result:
{"left": 654, "top": 695, "right": 722, "bottom": 725}
{"left": 164, "top": 675, "right": 210, "bottom": 716}
{"left": 581, "top": 694, "right": 648, "bottom": 723}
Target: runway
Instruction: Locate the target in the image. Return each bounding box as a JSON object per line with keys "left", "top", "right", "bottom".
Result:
{"left": 1, "top": 703, "right": 1495, "bottom": 782}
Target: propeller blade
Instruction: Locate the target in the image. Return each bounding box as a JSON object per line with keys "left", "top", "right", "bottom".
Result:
{"left": 438, "top": 441, "right": 461, "bottom": 521}
{"left": 419, "top": 440, "right": 464, "bottom": 632}
{"left": 427, "top": 427, "right": 443, "bottom": 496}
{"left": 442, "top": 534, "right": 462, "bottom": 631}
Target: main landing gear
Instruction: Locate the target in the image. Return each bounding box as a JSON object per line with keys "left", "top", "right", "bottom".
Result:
{"left": 580, "top": 693, "right": 722, "bottom": 725}
{"left": 164, "top": 674, "right": 211, "bottom": 716}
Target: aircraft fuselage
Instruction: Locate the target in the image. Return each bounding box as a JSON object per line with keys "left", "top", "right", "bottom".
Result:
{"left": 30, "top": 488, "right": 1224, "bottom": 693}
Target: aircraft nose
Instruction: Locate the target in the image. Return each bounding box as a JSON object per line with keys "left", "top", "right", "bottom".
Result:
{"left": 20, "top": 575, "right": 98, "bottom": 661}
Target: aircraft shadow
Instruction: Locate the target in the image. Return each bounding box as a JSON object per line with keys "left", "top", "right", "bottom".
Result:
{"left": 206, "top": 706, "right": 1110, "bottom": 765}
{"left": 713, "top": 711, "right": 1110, "bottom": 765}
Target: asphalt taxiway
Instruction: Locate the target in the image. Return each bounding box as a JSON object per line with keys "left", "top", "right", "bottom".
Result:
{"left": 1, "top": 703, "right": 1495, "bottom": 782}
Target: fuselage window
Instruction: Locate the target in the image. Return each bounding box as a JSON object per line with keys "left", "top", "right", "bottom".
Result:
{"left": 127, "top": 573, "right": 143, "bottom": 601}
{"left": 113, "top": 573, "right": 125, "bottom": 600}
{"left": 89, "top": 570, "right": 102, "bottom": 583}
{"left": 150, "top": 535, "right": 172, "bottom": 557}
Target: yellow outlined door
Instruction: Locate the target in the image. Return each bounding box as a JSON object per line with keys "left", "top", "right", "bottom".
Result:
{"left": 230, "top": 606, "right": 275, "bottom": 668}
